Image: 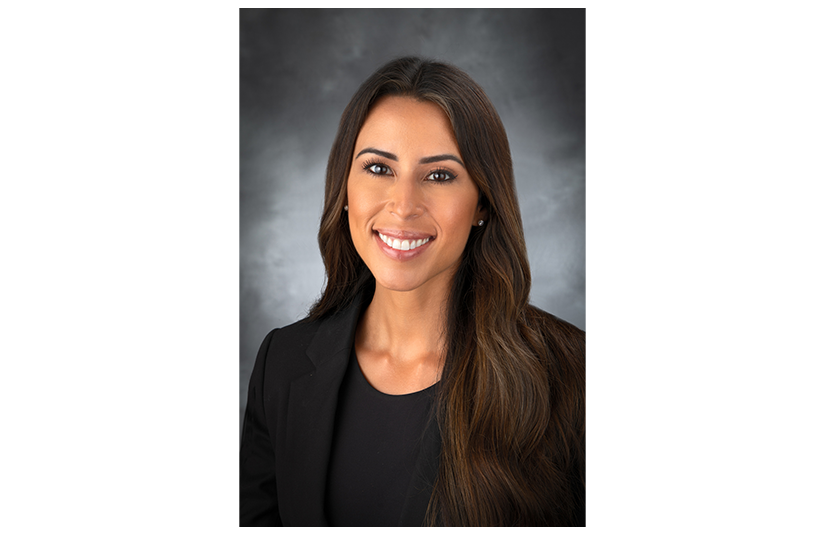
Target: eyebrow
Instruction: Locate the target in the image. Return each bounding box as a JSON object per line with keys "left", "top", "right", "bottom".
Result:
{"left": 355, "top": 147, "right": 465, "bottom": 168}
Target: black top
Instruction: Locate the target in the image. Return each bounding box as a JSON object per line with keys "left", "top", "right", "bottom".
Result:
{"left": 240, "top": 283, "right": 584, "bottom": 526}
{"left": 325, "top": 349, "right": 437, "bottom": 527}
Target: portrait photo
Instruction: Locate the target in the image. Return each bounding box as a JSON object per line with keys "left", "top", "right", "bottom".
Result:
{"left": 239, "top": 8, "right": 585, "bottom": 526}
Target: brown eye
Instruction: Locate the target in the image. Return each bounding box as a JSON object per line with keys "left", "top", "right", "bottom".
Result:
{"left": 426, "top": 169, "right": 456, "bottom": 182}
{"left": 365, "top": 163, "right": 392, "bottom": 175}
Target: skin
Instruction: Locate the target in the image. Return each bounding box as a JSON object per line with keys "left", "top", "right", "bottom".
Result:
{"left": 346, "top": 96, "right": 486, "bottom": 395}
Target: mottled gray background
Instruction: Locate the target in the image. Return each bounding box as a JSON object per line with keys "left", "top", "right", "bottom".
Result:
{"left": 240, "top": 8, "right": 585, "bottom": 431}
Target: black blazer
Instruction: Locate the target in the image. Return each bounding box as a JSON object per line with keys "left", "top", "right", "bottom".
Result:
{"left": 239, "top": 290, "right": 440, "bottom": 527}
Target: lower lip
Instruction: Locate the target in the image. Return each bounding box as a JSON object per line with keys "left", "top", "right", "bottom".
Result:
{"left": 374, "top": 232, "right": 433, "bottom": 261}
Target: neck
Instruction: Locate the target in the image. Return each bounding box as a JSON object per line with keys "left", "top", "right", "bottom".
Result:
{"left": 360, "top": 282, "right": 449, "bottom": 364}
{"left": 353, "top": 268, "right": 456, "bottom": 394}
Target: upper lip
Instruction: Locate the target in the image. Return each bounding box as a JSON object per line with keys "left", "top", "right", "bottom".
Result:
{"left": 373, "top": 228, "right": 434, "bottom": 240}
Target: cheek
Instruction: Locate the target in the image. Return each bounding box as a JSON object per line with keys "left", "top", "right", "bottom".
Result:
{"left": 430, "top": 197, "right": 477, "bottom": 256}
{"left": 347, "top": 191, "right": 374, "bottom": 228}
{"left": 346, "top": 175, "right": 378, "bottom": 213}
{"left": 345, "top": 177, "right": 362, "bottom": 222}
{"left": 439, "top": 190, "right": 479, "bottom": 228}
{"left": 346, "top": 176, "right": 381, "bottom": 251}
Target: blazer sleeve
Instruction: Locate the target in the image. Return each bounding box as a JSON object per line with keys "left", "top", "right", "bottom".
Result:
{"left": 239, "top": 329, "right": 282, "bottom": 526}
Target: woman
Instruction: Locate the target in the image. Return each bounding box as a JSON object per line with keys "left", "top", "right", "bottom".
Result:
{"left": 240, "top": 57, "right": 585, "bottom": 527}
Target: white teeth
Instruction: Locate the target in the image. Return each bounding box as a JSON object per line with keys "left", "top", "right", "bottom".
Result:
{"left": 378, "top": 232, "right": 430, "bottom": 251}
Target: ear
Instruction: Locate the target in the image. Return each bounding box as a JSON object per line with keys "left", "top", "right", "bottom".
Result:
{"left": 473, "top": 200, "right": 489, "bottom": 227}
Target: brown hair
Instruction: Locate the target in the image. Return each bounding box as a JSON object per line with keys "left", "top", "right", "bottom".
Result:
{"left": 309, "top": 57, "right": 585, "bottom": 526}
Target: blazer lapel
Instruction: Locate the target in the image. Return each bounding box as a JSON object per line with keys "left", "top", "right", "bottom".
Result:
{"left": 280, "top": 293, "right": 367, "bottom": 526}
{"left": 278, "top": 284, "right": 442, "bottom": 526}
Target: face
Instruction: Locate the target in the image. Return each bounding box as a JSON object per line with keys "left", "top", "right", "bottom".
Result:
{"left": 346, "top": 96, "right": 486, "bottom": 294}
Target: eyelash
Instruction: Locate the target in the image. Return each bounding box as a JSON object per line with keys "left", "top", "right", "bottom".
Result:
{"left": 361, "top": 159, "right": 458, "bottom": 183}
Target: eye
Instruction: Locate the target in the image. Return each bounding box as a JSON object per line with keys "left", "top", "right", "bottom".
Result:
{"left": 426, "top": 168, "right": 457, "bottom": 183}
{"left": 363, "top": 161, "right": 393, "bottom": 176}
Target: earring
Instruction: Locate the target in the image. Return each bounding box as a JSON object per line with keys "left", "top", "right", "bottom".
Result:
{"left": 478, "top": 220, "right": 485, "bottom": 226}
{"left": 344, "top": 205, "right": 348, "bottom": 212}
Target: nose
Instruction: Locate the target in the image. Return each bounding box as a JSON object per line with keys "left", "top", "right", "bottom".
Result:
{"left": 388, "top": 177, "right": 423, "bottom": 219}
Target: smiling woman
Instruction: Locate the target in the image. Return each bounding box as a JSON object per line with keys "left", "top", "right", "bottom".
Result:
{"left": 240, "top": 57, "right": 585, "bottom": 527}
{"left": 347, "top": 96, "right": 484, "bottom": 298}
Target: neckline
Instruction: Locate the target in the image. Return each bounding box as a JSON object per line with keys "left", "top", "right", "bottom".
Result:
{"left": 351, "top": 352, "right": 439, "bottom": 399}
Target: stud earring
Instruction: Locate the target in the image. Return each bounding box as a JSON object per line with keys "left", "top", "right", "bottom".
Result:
{"left": 344, "top": 205, "right": 348, "bottom": 212}
{"left": 478, "top": 220, "right": 485, "bottom": 226}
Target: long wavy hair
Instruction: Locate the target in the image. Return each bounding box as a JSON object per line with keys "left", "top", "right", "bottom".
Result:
{"left": 309, "top": 57, "right": 585, "bottom": 526}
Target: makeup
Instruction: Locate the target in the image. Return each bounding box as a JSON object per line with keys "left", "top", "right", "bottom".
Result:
{"left": 373, "top": 229, "right": 434, "bottom": 261}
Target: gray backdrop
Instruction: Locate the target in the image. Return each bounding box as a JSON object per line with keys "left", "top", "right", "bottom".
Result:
{"left": 240, "top": 9, "right": 585, "bottom": 432}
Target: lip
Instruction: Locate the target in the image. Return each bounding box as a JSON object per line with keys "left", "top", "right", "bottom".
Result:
{"left": 373, "top": 230, "right": 434, "bottom": 261}
{"left": 373, "top": 228, "right": 434, "bottom": 240}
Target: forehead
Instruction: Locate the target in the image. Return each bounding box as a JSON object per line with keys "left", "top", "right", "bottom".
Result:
{"left": 355, "top": 96, "right": 459, "bottom": 156}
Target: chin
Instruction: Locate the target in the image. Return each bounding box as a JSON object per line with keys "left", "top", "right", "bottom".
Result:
{"left": 369, "top": 262, "right": 460, "bottom": 295}
{"left": 372, "top": 272, "right": 427, "bottom": 293}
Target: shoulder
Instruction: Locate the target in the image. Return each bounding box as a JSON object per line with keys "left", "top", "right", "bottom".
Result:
{"left": 524, "top": 306, "right": 585, "bottom": 396}
{"left": 253, "top": 316, "right": 322, "bottom": 385}
{"left": 526, "top": 306, "right": 585, "bottom": 358}
{"left": 263, "top": 316, "right": 319, "bottom": 351}
{"left": 527, "top": 307, "right": 586, "bottom": 453}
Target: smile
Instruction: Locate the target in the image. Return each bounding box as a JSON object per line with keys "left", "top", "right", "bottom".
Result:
{"left": 377, "top": 232, "right": 431, "bottom": 251}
